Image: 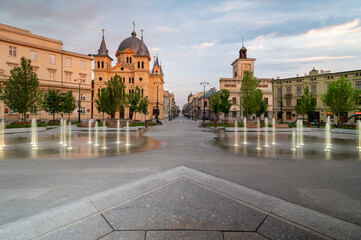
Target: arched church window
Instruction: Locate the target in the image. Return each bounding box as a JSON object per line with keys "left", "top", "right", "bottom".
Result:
{"left": 141, "top": 89, "right": 144, "bottom": 97}
{"left": 101, "top": 61, "right": 104, "bottom": 68}
{"left": 138, "top": 62, "right": 140, "bottom": 68}
{"left": 126, "top": 57, "right": 129, "bottom": 63}
{"left": 129, "top": 78, "right": 131, "bottom": 83}
{"left": 129, "top": 89, "right": 131, "bottom": 95}
{"left": 130, "top": 57, "right": 132, "bottom": 63}
{"left": 141, "top": 61, "right": 144, "bottom": 69}
{"left": 132, "top": 78, "right": 134, "bottom": 83}
{"left": 156, "top": 70, "right": 158, "bottom": 74}
{"left": 98, "top": 88, "right": 100, "bottom": 95}
{"left": 97, "top": 61, "right": 100, "bottom": 68}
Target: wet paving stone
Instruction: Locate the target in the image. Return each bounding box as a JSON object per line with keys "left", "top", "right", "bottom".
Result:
{"left": 146, "top": 230, "right": 223, "bottom": 240}
{"left": 103, "top": 179, "right": 266, "bottom": 231}
{"left": 223, "top": 232, "right": 269, "bottom": 240}
{"left": 100, "top": 231, "right": 145, "bottom": 240}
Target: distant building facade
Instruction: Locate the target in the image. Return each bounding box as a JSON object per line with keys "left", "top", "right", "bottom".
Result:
{"left": 273, "top": 68, "right": 361, "bottom": 123}
{"left": 92, "top": 26, "right": 164, "bottom": 121}
{"left": 0, "top": 23, "right": 92, "bottom": 121}
{"left": 219, "top": 43, "right": 273, "bottom": 120}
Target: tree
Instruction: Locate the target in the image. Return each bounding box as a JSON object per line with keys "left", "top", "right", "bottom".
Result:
{"left": 219, "top": 89, "right": 232, "bottom": 124}
{"left": 128, "top": 86, "right": 141, "bottom": 120}
{"left": 138, "top": 96, "right": 149, "bottom": 122}
{"left": 210, "top": 94, "right": 221, "bottom": 122}
{"left": 42, "top": 89, "right": 63, "bottom": 122}
{"left": 240, "top": 71, "right": 259, "bottom": 120}
{"left": 95, "top": 74, "right": 127, "bottom": 119}
{"left": 295, "top": 85, "right": 316, "bottom": 125}
{"left": 321, "top": 76, "right": 361, "bottom": 125}
{"left": 0, "top": 57, "right": 42, "bottom": 122}
{"left": 95, "top": 88, "right": 108, "bottom": 120}
{"left": 252, "top": 89, "right": 268, "bottom": 117}
{"left": 61, "top": 91, "right": 76, "bottom": 121}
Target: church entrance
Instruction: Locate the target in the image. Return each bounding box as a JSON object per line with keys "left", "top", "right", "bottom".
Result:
{"left": 119, "top": 110, "right": 124, "bottom": 119}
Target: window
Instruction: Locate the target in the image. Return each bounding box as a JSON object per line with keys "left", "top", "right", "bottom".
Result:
{"left": 99, "top": 77, "right": 102, "bottom": 81}
{"left": 98, "top": 88, "right": 100, "bottom": 95}
{"left": 9, "top": 46, "right": 17, "bottom": 57}
{"left": 65, "top": 73, "right": 72, "bottom": 82}
{"left": 232, "top": 111, "right": 237, "bottom": 118}
{"left": 286, "top": 87, "right": 291, "bottom": 94}
{"left": 234, "top": 71, "right": 237, "bottom": 78}
{"left": 65, "top": 57, "right": 72, "bottom": 67}
{"left": 141, "top": 61, "right": 144, "bottom": 69}
{"left": 277, "top": 100, "right": 281, "bottom": 107}
{"left": 277, "top": 88, "right": 282, "bottom": 95}
{"left": 138, "top": 62, "right": 140, "bottom": 68}
{"left": 311, "top": 85, "right": 316, "bottom": 94}
{"left": 356, "top": 81, "right": 361, "bottom": 90}
{"left": 297, "top": 86, "right": 302, "bottom": 94}
{"left": 204, "top": 100, "right": 207, "bottom": 107}
{"left": 141, "top": 89, "right": 144, "bottom": 97}
{"left": 264, "top": 98, "right": 268, "bottom": 105}
{"left": 81, "top": 60, "right": 86, "bottom": 70}
{"left": 129, "top": 89, "right": 131, "bottom": 94}
{"left": 297, "top": 99, "right": 301, "bottom": 106}
{"left": 30, "top": 106, "right": 37, "bottom": 114}
{"left": 30, "top": 50, "right": 38, "bottom": 61}
{"left": 126, "top": 57, "right": 129, "bottom": 63}
{"left": 129, "top": 78, "right": 131, "bottom": 83}
{"left": 97, "top": 61, "right": 100, "bottom": 68}
{"left": 132, "top": 78, "right": 134, "bottom": 83}
{"left": 101, "top": 61, "right": 104, "bottom": 68}
{"left": 139, "top": 77, "right": 142, "bottom": 82}
{"left": 232, "top": 97, "right": 236, "bottom": 105}
{"left": 130, "top": 57, "right": 132, "bottom": 63}
{"left": 80, "top": 75, "right": 86, "bottom": 83}
{"left": 286, "top": 98, "right": 291, "bottom": 107}
{"left": 80, "top": 107, "right": 86, "bottom": 114}
{"left": 81, "top": 94, "right": 85, "bottom": 101}
{"left": 286, "top": 111, "right": 292, "bottom": 120}
{"left": 49, "top": 71, "right": 55, "bottom": 80}
{"left": 49, "top": 54, "right": 56, "bottom": 64}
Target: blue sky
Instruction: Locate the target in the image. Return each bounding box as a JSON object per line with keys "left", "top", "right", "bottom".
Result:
{"left": 1, "top": 0, "right": 361, "bottom": 107}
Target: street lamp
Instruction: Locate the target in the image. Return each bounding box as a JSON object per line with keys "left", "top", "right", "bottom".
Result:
{"left": 153, "top": 81, "right": 162, "bottom": 123}
{"left": 74, "top": 78, "right": 82, "bottom": 123}
{"left": 200, "top": 81, "right": 209, "bottom": 122}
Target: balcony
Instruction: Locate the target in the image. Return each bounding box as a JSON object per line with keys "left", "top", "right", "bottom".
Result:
{"left": 284, "top": 93, "right": 293, "bottom": 98}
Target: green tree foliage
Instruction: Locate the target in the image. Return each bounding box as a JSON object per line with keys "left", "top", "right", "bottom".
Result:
{"left": 128, "top": 86, "right": 141, "bottom": 120}
{"left": 295, "top": 85, "right": 316, "bottom": 124}
{"left": 0, "top": 57, "right": 42, "bottom": 122}
{"left": 42, "top": 89, "right": 63, "bottom": 122}
{"left": 138, "top": 96, "right": 149, "bottom": 121}
{"left": 251, "top": 89, "right": 268, "bottom": 117}
{"left": 210, "top": 94, "right": 221, "bottom": 122}
{"left": 95, "top": 74, "right": 127, "bottom": 119}
{"left": 61, "top": 91, "right": 76, "bottom": 121}
{"left": 321, "top": 76, "right": 361, "bottom": 124}
{"left": 219, "top": 89, "right": 232, "bottom": 123}
{"left": 240, "top": 71, "right": 259, "bottom": 119}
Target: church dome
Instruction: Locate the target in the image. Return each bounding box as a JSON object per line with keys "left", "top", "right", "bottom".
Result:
{"left": 117, "top": 31, "right": 150, "bottom": 55}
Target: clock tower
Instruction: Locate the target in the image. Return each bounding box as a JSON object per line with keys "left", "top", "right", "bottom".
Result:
{"left": 231, "top": 40, "right": 255, "bottom": 79}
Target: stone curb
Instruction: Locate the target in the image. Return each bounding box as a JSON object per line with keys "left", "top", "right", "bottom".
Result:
{"left": 1, "top": 166, "right": 360, "bottom": 240}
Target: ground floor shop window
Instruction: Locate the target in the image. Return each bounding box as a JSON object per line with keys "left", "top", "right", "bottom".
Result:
{"left": 286, "top": 111, "right": 292, "bottom": 120}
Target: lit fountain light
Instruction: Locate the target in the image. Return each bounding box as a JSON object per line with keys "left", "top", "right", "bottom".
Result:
{"left": 300, "top": 119, "right": 304, "bottom": 146}
{"left": 243, "top": 117, "right": 247, "bottom": 145}
{"left": 101, "top": 120, "right": 107, "bottom": 150}
{"left": 87, "top": 119, "right": 92, "bottom": 144}
{"left": 94, "top": 121, "right": 99, "bottom": 147}
{"left": 67, "top": 121, "right": 73, "bottom": 150}
{"left": 325, "top": 116, "right": 332, "bottom": 152}
{"left": 256, "top": 119, "right": 262, "bottom": 150}
{"left": 264, "top": 117, "right": 269, "bottom": 148}
{"left": 234, "top": 120, "right": 238, "bottom": 147}
{"left": 272, "top": 117, "right": 276, "bottom": 145}
{"left": 116, "top": 120, "right": 121, "bottom": 144}
{"left": 62, "top": 120, "right": 67, "bottom": 147}
{"left": 125, "top": 120, "right": 130, "bottom": 147}
{"left": 358, "top": 120, "right": 361, "bottom": 151}
{"left": 31, "top": 118, "right": 38, "bottom": 150}
{"left": 296, "top": 119, "right": 301, "bottom": 148}
{"left": 291, "top": 130, "right": 296, "bottom": 151}
{"left": 59, "top": 119, "right": 64, "bottom": 145}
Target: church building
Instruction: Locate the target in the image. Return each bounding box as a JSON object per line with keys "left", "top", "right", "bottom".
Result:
{"left": 93, "top": 26, "right": 164, "bottom": 121}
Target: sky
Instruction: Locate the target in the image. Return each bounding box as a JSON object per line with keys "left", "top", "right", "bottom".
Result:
{"left": 1, "top": 0, "right": 361, "bottom": 107}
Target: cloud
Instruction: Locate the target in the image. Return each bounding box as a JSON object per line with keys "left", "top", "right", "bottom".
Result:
{"left": 288, "top": 56, "right": 358, "bottom": 62}
{"left": 154, "top": 26, "right": 181, "bottom": 33}
{"left": 192, "top": 40, "right": 218, "bottom": 50}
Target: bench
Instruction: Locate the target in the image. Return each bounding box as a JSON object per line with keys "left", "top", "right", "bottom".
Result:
{"left": 79, "top": 122, "right": 95, "bottom": 128}
{"left": 276, "top": 124, "right": 289, "bottom": 128}
{"left": 247, "top": 122, "right": 258, "bottom": 128}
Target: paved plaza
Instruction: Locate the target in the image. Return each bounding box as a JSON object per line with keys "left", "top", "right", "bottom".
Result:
{"left": 0, "top": 116, "right": 361, "bottom": 239}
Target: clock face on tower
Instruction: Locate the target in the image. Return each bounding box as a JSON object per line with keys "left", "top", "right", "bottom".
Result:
{"left": 243, "top": 64, "right": 249, "bottom": 70}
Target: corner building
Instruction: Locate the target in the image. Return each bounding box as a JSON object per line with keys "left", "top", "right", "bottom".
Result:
{"left": 93, "top": 28, "right": 164, "bottom": 120}
{"left": 0, "top": 23, "right": 92, "bottom": 121}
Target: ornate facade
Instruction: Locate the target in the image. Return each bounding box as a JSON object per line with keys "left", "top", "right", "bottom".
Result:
{"left": 92, "top": 27, "right": 164, "bottom": 121}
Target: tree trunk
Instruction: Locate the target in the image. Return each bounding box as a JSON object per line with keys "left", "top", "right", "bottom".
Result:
{"left": 53, "top": 113, "right": 55, "bottom": 123}
{"left": 68, "top": 113, "right": 70, "bottom": 121}
{"left": 338, "top": 113, "right": 342, "bottom": 127}
{"left": 23, "top": 112, "right": 26, "bottom": 123}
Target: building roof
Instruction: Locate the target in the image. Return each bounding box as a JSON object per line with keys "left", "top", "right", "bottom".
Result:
{"left": 198, "top": 88, "right": 217, "bottom": 99}
{"left": 117, "top": 30, "right": 150, "bottom": 56}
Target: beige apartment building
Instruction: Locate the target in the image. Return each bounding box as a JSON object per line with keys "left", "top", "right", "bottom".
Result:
{"left": 273, "top": 68, "right": 361, "bottom": 123}
{"left": 219, "top": 44, "right": 273, "bottom": 120}
{"left": 0, "top": 23, "right": 92, "bottom": 121}
{"left": 93, "top": 27, "right": 164, "bottom": 121}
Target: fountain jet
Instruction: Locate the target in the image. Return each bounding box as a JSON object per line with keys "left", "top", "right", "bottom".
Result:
{"left": 358, "top": 120, "right": 361, "bottom": 151}
{"left": 291, "top": 130, "right": 296, "bottom": 151}
{"left": 87, "top": 119, "right": 92, "bottom": 144}
{"left": 116, "top": 120, "right": 121, "bottom": 144}
{"left": 102, "top": 120, "right": 107, "bottom": 150}
{"left": 256, "top": 119, "right": 262, "bottom": 150}
{"left": 59, "top": 119, "right": 64, "bottom": 145}
{"left": 31, "top": 118, "right": 38, "bottom": 150}
{"left": 67, "top": 121, "right": 73, "bottom": 150}
{"left": 272, "top": 117, "right": 276, "bottom": 145}
{"left": 126, "top": 121, "right": 130, "bottom": 146}
{"left": 0, "top": 119, "right": 5, "bottom": 150}
{"left": 264, "top": 118, "right": 269, "bottom": 148}
{"left": 325, "top": 116, "right": 332, "bottom": 151}
{"left": 243, "top": 117, "right": 247, "bottom": 145}
{"left": 94, "top": 121, "right": 99, "bottom": 147}
{"left": 234, "top": 120, "right": 238, "bottom": 147}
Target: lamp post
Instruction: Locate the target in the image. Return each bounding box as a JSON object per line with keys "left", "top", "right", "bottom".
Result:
{"left": 153, "top": 81, "right": 162, "bottom": 123}
{"left": 200, "top": 81, "right": 209, "bottom": 122}
{"left": 75, "top": 78, "right": 82, "bottom": 123}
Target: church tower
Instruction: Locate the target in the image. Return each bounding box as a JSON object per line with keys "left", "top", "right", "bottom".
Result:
{"left": 93, "top": 29, "right": 113, "bottom": 97}
{"left": 231, "top": 38, "right": 255, "bottom": 79}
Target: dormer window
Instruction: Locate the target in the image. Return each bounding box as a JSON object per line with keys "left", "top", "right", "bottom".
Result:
{"left": 156, "top": 70, "right": 158, "bottom": 74}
